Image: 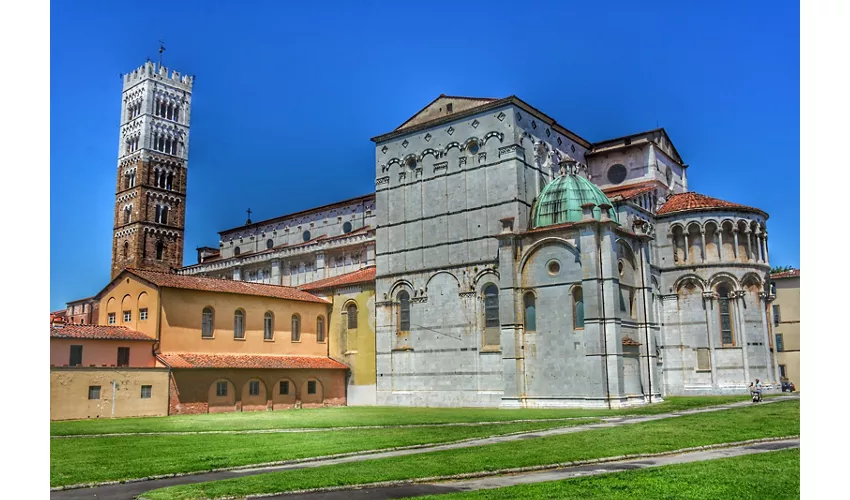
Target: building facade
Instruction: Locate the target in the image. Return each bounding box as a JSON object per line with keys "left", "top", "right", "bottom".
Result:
{"left": 770, "top": 269, "right": 800, "bottom": 389}
{"left": 111, "top": 61, "right": 194, "bottom": 278}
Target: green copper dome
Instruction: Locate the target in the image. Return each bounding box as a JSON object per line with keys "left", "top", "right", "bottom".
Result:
{"left": 531, "top": 173, "right": 619, "bottom": 228}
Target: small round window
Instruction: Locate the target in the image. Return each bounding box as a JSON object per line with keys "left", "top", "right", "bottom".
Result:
{"left": 607, "top": 164, "right": 627, "bottom": 184}
{"left": 468, "top": 140, "right": 480, "bottom": 154}
{"left": 666, "top": 166, "right": 673, "bottom": 185}
{"left": 547, "top": 260, "right": 561, "bottom": 275}
{"left": 234, "top": 246, "right": 241, "bottom": 256}
{"left": 343, "top": 221, "right": 352, "bottom": 233}
{"left": 405, "top": 156, "right": 417, "bottom": 168}
{"left": 266, "top": 239, "right": 274, "bottom": 249}
{"left": 302, "top": 230, "right": 311, "bottom": 242}
{"left": 618, "top": 260, "right": 625, "bottom": 276}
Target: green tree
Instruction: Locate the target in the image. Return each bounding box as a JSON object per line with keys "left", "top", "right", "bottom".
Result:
{"left": 770, "top": 265, "right": 794, "bottom": 274}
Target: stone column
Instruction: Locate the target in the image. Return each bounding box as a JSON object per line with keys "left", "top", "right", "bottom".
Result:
{"left": 497, "top": 217, "right": 523, "bottom": 407}
{"left": 745, "top": 228, "right": 753, "bottom": 262}
{"left": 702, "top": 291, "right": 718, "bottom": 391}
{"left": 684, "top": 233, "right": 690, "bottom": 264}
{"left": 734, "top": 290, "right": 750, "bottom": 385}
{"left": 763, "top": 234, "right": 770, "bottom": 264}
{"left": 700, "top": 229, "right": 707, "bottom": 263}
{"left": 754, "top": 227, "right": 763, "bottom": 263}
{"left": 717, "top": 230, "right": 723, "bottom": 261}
{"left": 758, "top": 292, "right": 778, "bottom": 388}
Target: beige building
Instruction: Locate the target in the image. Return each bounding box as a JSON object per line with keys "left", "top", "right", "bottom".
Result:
{"left": 770, "top": 269, "right": 800, "bottom": 389}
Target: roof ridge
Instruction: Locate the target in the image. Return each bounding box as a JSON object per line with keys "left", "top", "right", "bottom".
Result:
{"left": 128, "top": 268, "right": 307, "bottom": 291}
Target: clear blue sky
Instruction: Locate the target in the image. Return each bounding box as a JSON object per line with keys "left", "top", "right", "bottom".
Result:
{"left": 50, "top": 1, "right": 800, "bottom": 311}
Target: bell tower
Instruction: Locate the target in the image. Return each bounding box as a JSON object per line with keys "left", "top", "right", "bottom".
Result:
{"left": 111, "top": 61, "right": 194, "bottom": 278}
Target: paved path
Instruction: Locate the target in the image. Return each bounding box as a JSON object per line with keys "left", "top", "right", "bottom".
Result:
{"left": 51, "top": 395, "right": 798, "bottom": 500}
{"left": 272, "top": 438, "right": 800, "bottom": 500}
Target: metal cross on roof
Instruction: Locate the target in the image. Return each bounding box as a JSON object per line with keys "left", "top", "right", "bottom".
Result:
{"left": 246, "top": 208, "right": 252, "bottom": 225}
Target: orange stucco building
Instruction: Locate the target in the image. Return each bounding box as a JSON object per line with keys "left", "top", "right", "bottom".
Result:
{"left": 96, "top": 268, "right": 348, "bottom": 414}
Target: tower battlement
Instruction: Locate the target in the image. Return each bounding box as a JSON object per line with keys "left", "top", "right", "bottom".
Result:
{"left": 122, "top": 61, "right": 194, "bottom": 91}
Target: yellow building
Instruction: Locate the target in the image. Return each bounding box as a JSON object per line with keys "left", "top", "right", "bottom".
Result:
{"left": 770, "top": 269, "right": 800, "bottom": 390}
{"left": 301, "top": 266, "right": 376, "bottom": 405}
{"left": 96, "top": 268, "right": 349, "bottom": 414}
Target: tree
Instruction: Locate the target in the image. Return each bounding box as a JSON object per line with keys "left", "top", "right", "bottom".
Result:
{"left": 770, "top": 265, "right": 794, "bottom": 274}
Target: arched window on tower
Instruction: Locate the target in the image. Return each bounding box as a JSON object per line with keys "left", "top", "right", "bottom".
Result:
{"left": 166, "top": 173, "right": 173, "bottom": 190}
{"left": 165, "top": 138, "right": 171, "bottom": 155}
{"left": 124, "top": 206, "right": 131, "bottom": 224}
{"left": 161, "top": 206, "right": 169, "bottom": 225}
{"left": 171, "top": 140, "right": 177, "bottom": 155}
{"left": 123, "top": 241, "right": 129, "bottom": 260}
{"left": 398, "top": 291, "right": 410, "bottom": 332}
{"left": 524, "top": 292, "right": 536, "bottom": 332}
{"left": 167, "top": 104, "right": 173, "bottom": 120}
{"left": 174, "top": 107, "right": 180, "bottom": 122}
{"left": 154, "top": 205, "right": 161, "bottom": 223}
{"left": 156, "top": 240, "right": 165, "bottom": 260}
{"left": 573, "top": 287, "right": 584, "bottom": 329}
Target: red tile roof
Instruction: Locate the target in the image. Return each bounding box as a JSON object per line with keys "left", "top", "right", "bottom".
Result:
{"left": 622, "top": 337, "right": 642, "bottom": 346}
{"left": 656, "top": 192, "right": 766, "bottom": 217}
{"left": 50, "top": 324, "right": 155, "bottom": 341}
{"left": 124, "top": 268, "right": 330, "bottom": 304}
{"left": 157, "top": 352, "right": 348, "bottom": 370}
{"left": 603, "top": 181, "right": 659, "bottom": 202}
{"left": 299, "top": 266, "right": 377, "bottom": 292}
{"left": 770, "top": 269, "right": 800, "bottom": 279}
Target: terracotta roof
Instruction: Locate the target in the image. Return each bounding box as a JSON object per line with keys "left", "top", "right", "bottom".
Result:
{"left": 123, "top": 268, "right": 330, "bottom": 304}
{"left": 770, "top": 269, "right": 800, "bottom": 279}
{"left": 50, "top": 325, "right": 155, "bottom": 341}
{"left": 622, "top": 337, "right": 642, "bottom": 346}
{"left": 603, "top": 181, "right": 659, "bottom": 202}
{"left": 299, "top": 266, "right": 376, "bottom": 292}
{"left": 157, "top": 352, "right": 348, "bottom": 370}
{"left": 656, "top": 192, "right": 766, "bottom": 217}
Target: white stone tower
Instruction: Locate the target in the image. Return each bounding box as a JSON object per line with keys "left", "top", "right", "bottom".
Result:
{"left": 111, "top": 61, "right": 194, "bottom": 277}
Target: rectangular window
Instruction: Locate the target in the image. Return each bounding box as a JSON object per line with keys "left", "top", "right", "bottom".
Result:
{"left": 307, "top": 380, "right": 317, "bottom": 395}
{"left": 719, "top": 298, "right": 734, "bottom": 346}
{"left": 775, "top": 334, "right": 784, "bottom": 352}
{"left": 88, "top": 386, "right": 101, "bottom": 400}
{"left": 123, "top": 310, "right": 131, "bottom": 322}
{"left": 117, "top": 347, "right": 130, "bottom": 367}
{"left": 280, "top": 381, "right": 289, "bottom": 395}
{"left": 249, "top": 380, "right": 260, "bottom": 396}
{"left": 70, "top": 345, "right": 83, "bottom": 366}
{"left": 140, "top": 385, "right": 152, "bottom": 399}
{"left": 696, "top": 348, "right": 711, "bottom": 371}
{"left": 140, "top": 308, "right": 148, "bottom": 320}
{"left": 216, "top": 381, "right": 228, "bottom": 397}
{"left": 772, "top": 305, "right": 781, "bottom": 326}
{"left": 779, "top": 364, "right": 787, "bottom": 378}
{"left": 108, "top": 312, "right": 116, "bottom": 325}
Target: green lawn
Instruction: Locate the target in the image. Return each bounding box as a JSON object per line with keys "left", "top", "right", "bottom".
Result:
{"left": 51, "top": 420, "right": 583, "bottom": 487}
{"left": 416, "top": 448, "right": 800, "bottom": 500}
{"left": 143, "top": 400, "right": 799, "bottom": 500}
{"left": 51, "top": 396, "right": 756, "bottom": 436}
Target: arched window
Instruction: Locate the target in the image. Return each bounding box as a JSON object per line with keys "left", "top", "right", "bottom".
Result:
{"left": 524, "top": 292, "right": 536, "bottom": 331}
{"left": 123, "top": 241, "right": 129, "bottom": 260}
{"left": 347, "top": 303, "right": 358, "bottom": 329}
{"left": 124, "top": 207, "right": 131, "bottom": 224}
{"left": 317, "top": 316, "right": 325, "bottom": 342}
{"left": 166, "top": 173, "right": 173, "bottom": 190}
{"left": 161, "top": 206, "right": 169, "bottom": 225}
{"left": 573, "top": 287, "right": 584, "bottom": 329}
{"left": 398, "top": 291, "right": 410, "bottom": 332}
{"left": 303, "top": 230, "right": 311, "bottom": 242}
{"left": 343, "top": 221, "right": 352, "bottom": 233}
{"left": 154, "top": 205, "right": 161, "bottom": 222}
{"left": 266, "top": 239, "right": 274, "bottom": 249}
{"left": 156, "top": 240, "right": 164, "bottom": 260}
{"left": 483, "top": 284, "right": 500, "bottom": 348}
{"left": 717, "top": 285, "right": 735, "bottom": 346}
{"left": 264, "top": 311, "right": 274, "bottom": 340}
{"left": 291, "top": 314, "right": 301, "bottom": 341}
{"left": 202, "top": 307, "right": 214, "bottom": 338}
{"left": 174, "top": 107, "right": 179, "bottom": 122}
{"left": 234, "top": 310, "right": 245, "bottom": 339}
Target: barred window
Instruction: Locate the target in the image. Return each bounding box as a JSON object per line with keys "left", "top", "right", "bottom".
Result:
{"left": 140, "top": 385, "right": 152, "bottom": 399}
{"left": 216, "top": 381, "right": 227, "bottom": 397}
{"left": 249, "top": 380, "right": 260, "bottom": 396}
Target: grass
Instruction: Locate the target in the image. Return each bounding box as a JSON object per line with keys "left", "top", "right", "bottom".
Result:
{"left": 143, "top": 400, "right": 799, "bottom": 500}
{"left": 416, "top": 448, "right": 800, "bottom": 500}
{"left": 51, "top": 395, "right": 756, "bottom": 436}
{"left": 50, "top": 420, "right": 583, "bottom": 487}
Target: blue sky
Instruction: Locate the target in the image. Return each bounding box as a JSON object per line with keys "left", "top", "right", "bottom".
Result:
{"left": 50, "top": 1, "right": 800, "bottom": 311}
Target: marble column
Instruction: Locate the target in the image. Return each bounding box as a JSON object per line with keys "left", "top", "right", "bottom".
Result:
{"left": 702, "top": 291, "right": 718, "bottom": 390}
{"left": 700, "top": 229, "right": 707, "bottom": 262}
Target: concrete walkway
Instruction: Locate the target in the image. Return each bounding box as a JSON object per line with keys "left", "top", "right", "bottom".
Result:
{"left": 271, "top": 438, "right": 800, "bottom": 500}
{"left": 51, "top": 394, "right": 799, "bottom": 500}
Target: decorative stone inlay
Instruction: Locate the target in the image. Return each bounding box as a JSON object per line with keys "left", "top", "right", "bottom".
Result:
{"left": 415, "top": 167, "right": 423, "bottom": 178}
{"left": 381, "top": 165, "right": 390, "bottom": 172}
{"left": 545, "top": 128, "right": 551, "bottom": 137}
{"left": 402, "top": 139, "right": 409, "bottom": 148}
{"left": 459, "top": 291, "right": 476, "bottom": 298}
{"left": 516, "top": 112, "right": 522, "bottom": 121}
{"left": 531, "top": 120, "right": 537, "bottom": 129}
{"left": 376, "top": 176, "right": 390, "bottom": 185}
{"left": 381, "top": 145, "right": 388, "bottom": 154}
{"left": 399, "top": 172, "right": 407, "bottom": 181}
{"left": 478, "top": 152, "right": 487, "bottom": 163}
{"left": 471, "top": 119, "right": 480, "bottom": 128}
{"left": 411, "top": 297, "right": 427, "bottom": 304}
{"left": 459, "top": 157, "right": 467, "bottom": 167}
{"left": 447, "top": 126, "right": 455, "bottom": 135}
{"left": 703, "top": 292, "right": 717, "bottom": 300}
{"left": 498, "top": 144, "right": 523, "bottom": 157}
{"left": 424, "top": 133, "right": 432, "bottom": 142}
{"left": 557, "top": 136, "right": 562, "bottom": 146}
{"left": 497, "top": 111, "right": 506, "bottom": 121}
{"left": 433, "top": 161, "right": 448, "bottom": 173}
{"left": 571, "top": 144, "right": 576, "bottom": 153}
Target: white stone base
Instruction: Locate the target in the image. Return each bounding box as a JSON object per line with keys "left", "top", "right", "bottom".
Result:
{"left": 500, "top": 394, "right": 665, "bottom": 409}
{"left": 347, "top": 384, "right": 377, "bottom": 406}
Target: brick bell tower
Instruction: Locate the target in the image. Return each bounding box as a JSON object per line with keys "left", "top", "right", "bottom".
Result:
{"left": 111, "top": 60, "right": 194, "bottom": 278}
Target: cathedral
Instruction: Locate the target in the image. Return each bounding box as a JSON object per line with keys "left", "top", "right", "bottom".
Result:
{"left": 65, "top": 62, "right": 780, "bottom": 413}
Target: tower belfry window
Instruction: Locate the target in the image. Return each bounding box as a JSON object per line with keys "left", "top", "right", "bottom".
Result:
{"left": 156, "top": 240, "right": 165, "bottom": 260}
